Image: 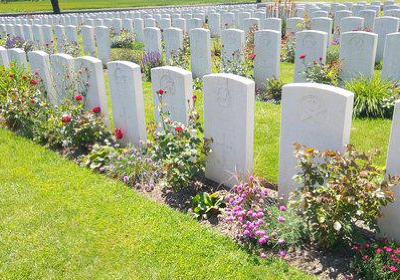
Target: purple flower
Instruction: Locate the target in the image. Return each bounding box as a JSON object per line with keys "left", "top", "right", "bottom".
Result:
{"left": 255, "top": 230, "right": 266, "bottom": 236}
{"left": 277, "top": 238, "right": 285, "bottom": 245}
{"left": 277, "top": 216, "right": 286, "bottom": 223}
{"left": 279, "top": 205, "right": 287, "bottom": 212}
{"left": 123, "top": 175, "right": 129, "bottom": 183}
{"left": 279, "top": 250, "right": 287, "bottom": 257}
{"left": 5, "top": 35, "right": 25, "bottom": 49}
{"left": 142, "top": 51, "right": 162, "bottom": 66}
{"left": 330, "top": 40, "right": 339, "bottom": 45}
{"left": 258, "top": 236, "right": 269, "bottom": 244}
{"left": 260, "top": 252, "right": 266, "bottom": 258}
{"left": 225, "top": 216, "right": 233, "bottom": 222}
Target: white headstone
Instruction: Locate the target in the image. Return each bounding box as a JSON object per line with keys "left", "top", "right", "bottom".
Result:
{"left": 134, "top": 18, "right": 144, "bottom": 42}
{"left": 279, "top": 83, "right": 354, "bottom": 197}
{"left": 374, "top": 17, "right": 399, "bottom": 63}
{"left": 144, "top": 27, "right": 162, "bottom": 54}
{"left": 340, "top": 16, "right": 364, "bottom": 33}
{"left": 254, "top": 30, "right": 281, "bottom": 90}
{"left": 151, "top": 66, "right": 193, "bottom": 125}
{"left": 209, "top": 13, "right": 221, "bottom": 37}
{"left": 95, "top": 26, "right": 111, "bottom": 65}
{"left": 382, "top": 32, "right": 400, "bottom": 81}
{"left": 260, "top": 18, "right": 282, "bottom": 33}
{"left": 7, "top": 48, "right": 28, "bottom": 68}
{"left": 28, "top": 50, "right": 56, "bottom": 103}
{"left": 203, "top": 73, "right": 255, "bottom": 187}
{"left": 50, "top": 53, "right": 76, "bottom": 103}
{"left": 379, "top": 100, "right": 400, "bottom": 243}
{"left": 221, "top": 28, "right": 245, "bottom": 64}
{"left": 81, "top": 25, "right": 96, "bottom": 57}
{"left": 75, "top": 56, "right": 110, "bottom": 127}
{"left": 286, "top": 17, "right": 304, "bottom": 36}
{"left": 189, "top": 28, "right": 211, "bottom": 78}
{"left": 294, "top": 30, "right": 328, "bottom": 82}
{"left": 311, "top": 17, "right": 333, "bottom": 48}
{"left": 164, "top": 27, "right": 183, "bottom": 60}
{"left": 340, "top": 31, "right": 378, "bottom": 80}
{"left": 107, "top": 61, "right": 147, "bottom": 146}
{"left": 0, "top": 46, "right": 9, "bottom": 67}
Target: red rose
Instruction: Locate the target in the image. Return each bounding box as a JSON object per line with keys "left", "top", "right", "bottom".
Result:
{"left": 92, "top": 107, "right": 101, "bottom": 113}
{"left": 175, "top": 126, "right": 183, "bottom": 133}
{"left": 319, "top": 56, "right": 323, "bottom": 61}
{"left": 61, "top": 114, "right": 71, "bottom": 123}
{"left": 22, "top": 75, "right": 28, "bottom": 80}
{"left": 30, "top": 79, "right": 38, "bottom": 85}
{"left": 299, "top": 53, "right": 306, "bottom": 59}
{"left": 75, "top": 95, "right": 83, "bottom": 101}
{"left": 192, "top": 95, "right": 197, "bottom": 101}
{"left": 29, "top": 99, "right": 34, "bottom": 105}
{"left": 157, "top": 89, "right": 165, "bottom": 95}
{"left": 249, "top": 53, "right": 256, "bottom": 60}
{"left": 160, "top": 28, "right": 164, "bottom": 32}
{"left": 115, "top": 128, "right": 124, "bottom": 139}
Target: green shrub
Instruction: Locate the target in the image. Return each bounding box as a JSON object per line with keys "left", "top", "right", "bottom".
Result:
{"left": 191, "top": 191, "right": 225, "bottom": 219}
{"left": 166, "top": 49, "right": 190, "bottom": 69}
{"left": 110, "top": 31, "right": 135, "bottom": 48}
{"left": 148, "top": 89, "right": 211, "bottom": 189}
{"left": 257, "top": 78, "right": 284, "bottom": 103}
{"left": 111, "top": 48, "right": 143, "bottom": 64}
{"left": 299, "top": 55, "right": 341, "bottom": 86}
{"left": 344, "top": 75, "right": 400, "bottom": 119}
{"left": 281, "top": 36, "right": 295, "bottom": 63}
{"left": 79, "top": 143, "right": 119, "bottom": 171}
{"left": 326, "top": 44, "right": 340, "bottom": 64}
{"left": 289, "top": 144, "right": 400, "bottom": 249}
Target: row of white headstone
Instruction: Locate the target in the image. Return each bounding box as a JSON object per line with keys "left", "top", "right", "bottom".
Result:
{"left": 3, "top": 21, "right": 400, "bottom": 92}
{"left": 1, "top": 48, "right": 400, "bottom": 243}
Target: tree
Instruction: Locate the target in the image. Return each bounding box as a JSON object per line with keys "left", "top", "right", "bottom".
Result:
{"left": 50, "top": 0, "right": 61, "bottom": 14}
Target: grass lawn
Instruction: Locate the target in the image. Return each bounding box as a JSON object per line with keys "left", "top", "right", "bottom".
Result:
{"left": 0, "top": 127, "right": 313, "bottom": 280}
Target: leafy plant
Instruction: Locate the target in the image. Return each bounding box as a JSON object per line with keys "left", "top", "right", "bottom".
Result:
{"left": 79, "top": 143, "right": 118, "bottom": 171}
{"left": 216, "top": 49, "right": 254, "bottom": 78}
{"left": 111, "top": 30, "right": 135, "bottom": 48}
{"left": 289, "top": 144, "right": 400, "bottom": 249}
{"left": 167, "top": 49, "right": 190, "bottom": 69}
{"left": 344, "top": 75, "right": 400, "bottom": 119}
{"left": 257, "top": 78, "right": 284, "bottom": 103}
{"left": 111, "top": 48, "right": 143, "bottom": 64}
{"left": 102, "top": 145, "right": 162, "bottom": 190}
{"left": 299, "top": 54, "right": 342, "bottom": 86}
{"left": 191, "top": 191, "right": 225, "bottom": 219}
{"left": 281, "top": 36, "right": 295, "bottom": 63}
{"left": 326, "top": 44, "right": 340, "bottom": 64}
{"left": 148, "top": 89, "right": 211, "bottom": 189}
{"left": 193, "top": 77, "right": 203, "bottom": 91}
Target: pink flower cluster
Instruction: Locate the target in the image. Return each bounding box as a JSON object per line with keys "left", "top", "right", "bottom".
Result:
{"left": 224, "top": 176, "right": 288, "bottom": 258}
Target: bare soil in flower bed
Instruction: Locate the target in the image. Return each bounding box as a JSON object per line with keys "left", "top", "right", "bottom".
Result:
{"left": 132, "top": 177, "right": 361, "bottom": 280}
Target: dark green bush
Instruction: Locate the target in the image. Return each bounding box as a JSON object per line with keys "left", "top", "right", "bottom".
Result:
{"left": 345, "top": 75, "right": 400, "bottom": 119}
